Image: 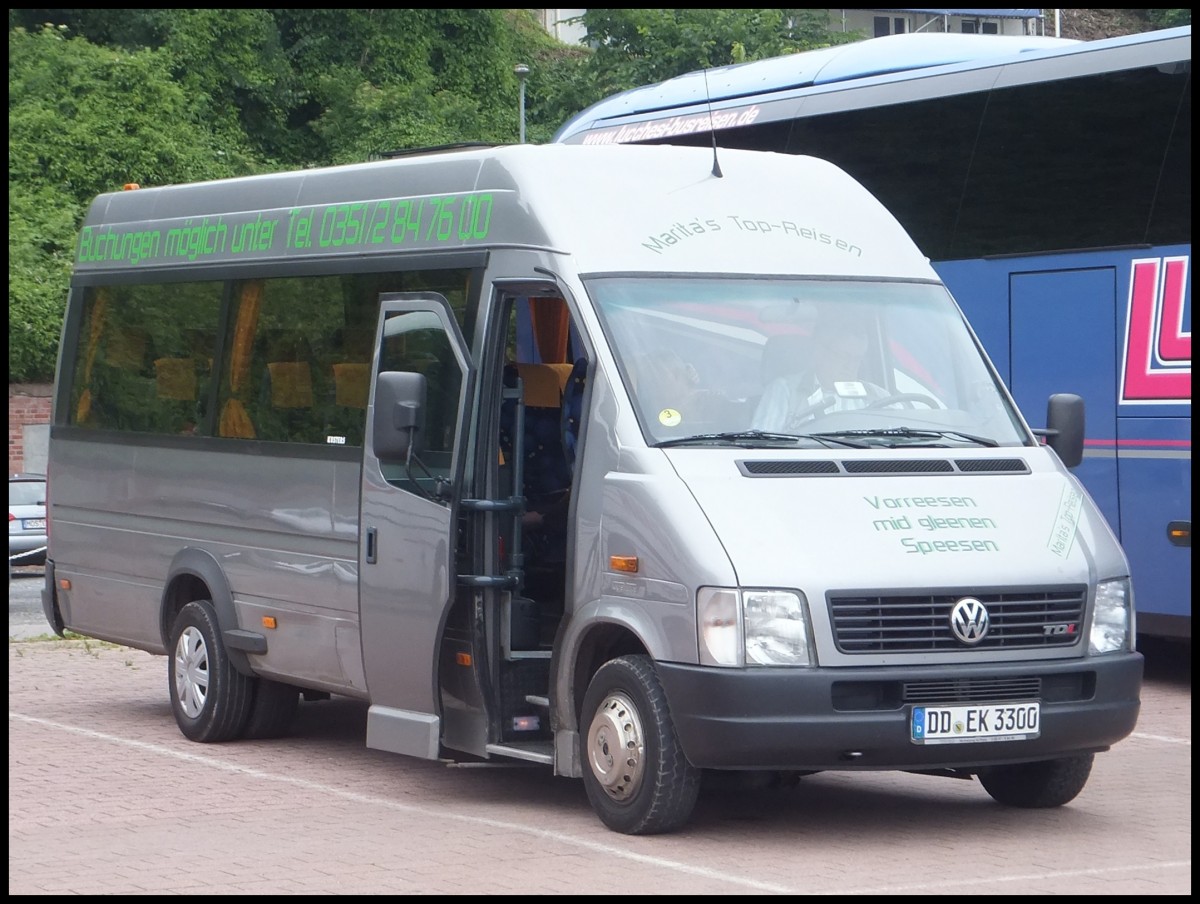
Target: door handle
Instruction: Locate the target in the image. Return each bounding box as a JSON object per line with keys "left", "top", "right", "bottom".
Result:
{"left": 365, "top": 526, "right": 378, "bottom": 564}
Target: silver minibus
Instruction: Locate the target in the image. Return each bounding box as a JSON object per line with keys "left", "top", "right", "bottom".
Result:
{"left": 43, "top": 143, "right": 1142, "bottom": 834}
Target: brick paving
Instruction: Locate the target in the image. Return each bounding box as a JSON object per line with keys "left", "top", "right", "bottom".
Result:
{"left": 8, "top": 639, "right": 1191, "bottom": 895}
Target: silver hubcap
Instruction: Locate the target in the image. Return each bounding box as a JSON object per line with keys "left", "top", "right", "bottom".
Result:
{"left": 174, "top": 625, "right": 210, "bottom": 718}
{"left": 586, "top": 691, "right": 645, "bottom": 802}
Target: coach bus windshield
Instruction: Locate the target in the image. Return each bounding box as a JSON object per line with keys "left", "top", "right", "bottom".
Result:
{"left": 586, "top": 276, "right": 1029, "bottom": 449}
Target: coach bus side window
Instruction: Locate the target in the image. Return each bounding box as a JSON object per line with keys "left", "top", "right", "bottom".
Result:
{"left": 220, "top": 276, "right": 351, "bottom": 445}
{"left": 211, "top": 270, "right": 476, "bottom": 448}
{"left": 69, "top": 282, "right": 222, "bottom": 435}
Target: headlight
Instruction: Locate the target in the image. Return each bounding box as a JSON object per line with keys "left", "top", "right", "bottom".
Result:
{"left": 1090, "top": 578, "right": 1132, "bottom": 654}
{"left": 698, "top": 588, "right": 741, "bottom": 666}
{"left": 698, "top": 587, "right": 813, "bottom": 667}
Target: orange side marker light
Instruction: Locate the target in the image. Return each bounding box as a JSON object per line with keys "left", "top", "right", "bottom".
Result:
{"left": 610, "top": 555, "right": 639, "bottom": 574}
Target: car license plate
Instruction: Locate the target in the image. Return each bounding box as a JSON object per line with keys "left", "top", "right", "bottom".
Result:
{"left": 23, "top": 518, "right": 45, "bottom": 530}
{"left": 911, "top": 702, "right": 1040, "bottom": 744}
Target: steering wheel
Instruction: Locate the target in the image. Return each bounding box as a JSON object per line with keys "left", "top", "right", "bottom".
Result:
{"left": 864, "top": 392, "right": 941, "bottom": 410}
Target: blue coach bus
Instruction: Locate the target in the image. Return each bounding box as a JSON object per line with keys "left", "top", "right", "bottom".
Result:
{"left": 554, "top": 27, "right": 1192, "bottom": 640}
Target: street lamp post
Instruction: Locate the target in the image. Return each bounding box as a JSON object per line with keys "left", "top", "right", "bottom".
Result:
{"left": 514, "top": 63, "right": 529, "bottom": 143}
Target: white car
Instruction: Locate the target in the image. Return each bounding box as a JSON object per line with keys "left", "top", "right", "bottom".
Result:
{"left": 9, "top": 474, "right": 47, "bottom": 567}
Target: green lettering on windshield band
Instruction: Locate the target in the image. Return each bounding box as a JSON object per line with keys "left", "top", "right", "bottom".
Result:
{"left": 76, "top": 192, "right": 495, "bottom": 266}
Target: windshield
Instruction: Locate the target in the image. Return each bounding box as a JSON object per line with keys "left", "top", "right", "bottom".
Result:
{"left": 586, "top": 276, "right": 1030, "bottom": 449}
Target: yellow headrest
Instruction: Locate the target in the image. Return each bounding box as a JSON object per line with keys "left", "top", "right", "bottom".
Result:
{"left": 516, "top": 363, "right": 565, "bottom": 409}
{"left": 268, "top": 361, "right": 314, "bottom": 409}
{"left": 332, "top": 362, "right": 370, "bottom": 409}
{"left": 154, "top": 357, "right": 197, "bottom": 401}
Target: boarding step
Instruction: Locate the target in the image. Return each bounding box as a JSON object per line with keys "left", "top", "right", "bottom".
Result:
{"left": 486, "top": 740, "right": 553, "bottom": 765}
{"left": 506, "top": 648, "right": 552, "bottom": 661}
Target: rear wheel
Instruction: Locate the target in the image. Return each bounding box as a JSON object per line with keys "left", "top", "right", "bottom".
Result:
{"left": 241, "top": 678, "right": 300, "bottom": 740}
{"left": 978, "top": 754, "right": 1094, "bottom": 808}
{"left": 580, "top": 655, "right": 700, "bottom": 835}
{"left": 168, "top": 599, "right": 254, "bottom": 742}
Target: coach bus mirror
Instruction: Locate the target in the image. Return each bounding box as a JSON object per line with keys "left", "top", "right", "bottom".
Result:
{"left": 1038, "top": 393, "right": 1085, "bottom": 469}
{"left": 373, "top": 371, "right": 426, "bottom": 462}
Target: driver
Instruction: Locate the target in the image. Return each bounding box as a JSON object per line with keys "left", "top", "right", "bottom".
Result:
{"left": 751, "top": 305, "right": 890, "bottom": 431}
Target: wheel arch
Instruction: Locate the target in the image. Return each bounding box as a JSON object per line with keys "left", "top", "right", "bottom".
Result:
{"left": 568, "top": 620, "right": 650, "bottom": 730}
{"left": 160, "top": 548, "right": 252, "bottom": 675}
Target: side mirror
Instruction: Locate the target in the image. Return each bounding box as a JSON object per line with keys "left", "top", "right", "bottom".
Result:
{"left": 1041, "top": 393, "right": 1085, "bottom": 469}
{"left": 372, "top": 371, "right": 426, "bottom": 462}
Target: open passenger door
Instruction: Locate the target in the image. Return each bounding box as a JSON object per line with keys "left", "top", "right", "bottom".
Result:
{"left": 360, "top": 294, "right": 473, "bottom": 758}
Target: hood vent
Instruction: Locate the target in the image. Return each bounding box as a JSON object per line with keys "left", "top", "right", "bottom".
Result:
{"left": 844, "top": 459, "right": 951, "bottom": 474}
{"left": 738, "top": 458, "right": 1030, "bottom": 477}
{"left": 741, "top": 459, "right": 840, "bottom": 475}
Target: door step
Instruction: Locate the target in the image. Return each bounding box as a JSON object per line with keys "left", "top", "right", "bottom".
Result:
{"left": 485, "top": 740, "right": 553, "bottom": 764}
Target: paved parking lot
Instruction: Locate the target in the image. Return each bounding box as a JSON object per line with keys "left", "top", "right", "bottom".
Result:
{"left": 8, "top": 636, "right": 1191, "bottom": 895}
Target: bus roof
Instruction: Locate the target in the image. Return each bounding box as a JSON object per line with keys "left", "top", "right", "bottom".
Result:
{"left": 73, "top": 143, "right": 937, "bottom": 281}
{"left": 553, "top": 26, "right": 1190, "bottom": 143}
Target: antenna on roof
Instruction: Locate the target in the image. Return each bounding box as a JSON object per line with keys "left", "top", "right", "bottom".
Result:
{"left": 703, "top": 68, "right": 723, "bottom": 178}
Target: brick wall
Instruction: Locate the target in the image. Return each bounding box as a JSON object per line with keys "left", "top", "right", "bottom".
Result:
{"left": 9, "top": 384, "right": 53, "bottom": 475}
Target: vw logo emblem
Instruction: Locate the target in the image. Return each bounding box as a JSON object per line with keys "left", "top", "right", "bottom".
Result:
{"left": 950, "top": 597, "right": 990, "bottom": 644}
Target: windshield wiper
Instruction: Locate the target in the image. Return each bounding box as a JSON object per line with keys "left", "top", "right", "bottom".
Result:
{"left": 808, "top": 427, "right": 1000, "bottom": 448}
{"left": 654, "top": 429, "right": 803, "bottom": 448}
{"left": 655, "top": 430, "right": 872, "bottom": 449}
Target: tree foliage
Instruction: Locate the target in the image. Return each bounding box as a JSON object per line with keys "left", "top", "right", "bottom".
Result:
{"left": 577, "top": 9, "right": 857, "bottom": 95}
{"left": 8, "top": 9, "right": 1187, "bottom": 382}
{"left": 1146, "top": 9, "right": 1191, "bottom": 28}
{"left": 9, "top": 24, "right": 244, "bottom": 380}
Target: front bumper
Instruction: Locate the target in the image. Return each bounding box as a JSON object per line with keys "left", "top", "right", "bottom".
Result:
{"left": 657, "top": 653, "right": 1143, "bottom": 771}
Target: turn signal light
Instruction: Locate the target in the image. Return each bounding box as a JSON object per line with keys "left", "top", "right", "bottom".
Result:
{"left": 609, "top": 555, "right": 639, "bottom": 574}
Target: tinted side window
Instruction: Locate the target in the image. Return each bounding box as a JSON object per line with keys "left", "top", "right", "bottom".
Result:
{"left": 787, "top": 93, "right": 986, "bottom": 260}
{"left": 958, "top": 64, "right": 1191, "bottom": 256}
{"left": 1146, "top": 70, "right": 1191, "bottom": 247}
{"left": 68, "top": 267, "right": 476, "bottom": 445}
{"left": 687, "top": 60, "right": 1191, "bottom": 260}
{"left": 376, "top": 307, "right": 465, "bottom": 496}
{"left": 216, "top": 270, "right": 474, "bottom": 446}
{"left": 218, "top": 277, "right": 347, "bottom": 445}
{"left": 69, "top": 282, "right": 222, "bottom": 435}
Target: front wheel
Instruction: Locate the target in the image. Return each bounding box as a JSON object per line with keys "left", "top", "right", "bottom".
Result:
{"left": 580, "top": 655, "right": 700, "bottom": 835}
{"left": 168, "top": 599, "right": 254, "bottom": 742}
{"left": 978, "top": 753, "right": 1094, "bottom": 808}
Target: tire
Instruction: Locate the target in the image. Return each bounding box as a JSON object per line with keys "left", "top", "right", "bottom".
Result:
{"left": 168, "top": 599, "right": 254, "bottom": 743}
{"left": 978, "top": 753, "right": 1094, "bottom": 808}
{"left": 580, "top": 655, "right": 701, "bottom": 835}
{"left": 241, "top": 678, "right": 300, "bottom": 740}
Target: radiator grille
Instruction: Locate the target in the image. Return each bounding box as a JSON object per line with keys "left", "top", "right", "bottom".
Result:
{"left": 829, "top": 587, "right": 1087, "bottom": 653}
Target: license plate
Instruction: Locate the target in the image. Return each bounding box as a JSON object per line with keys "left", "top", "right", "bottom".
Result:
{"left": 23, "top": 518, "right": 45, "bottom": 530}
{"left": 911, "top": 702, "right": 1040, "bottom": 744}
